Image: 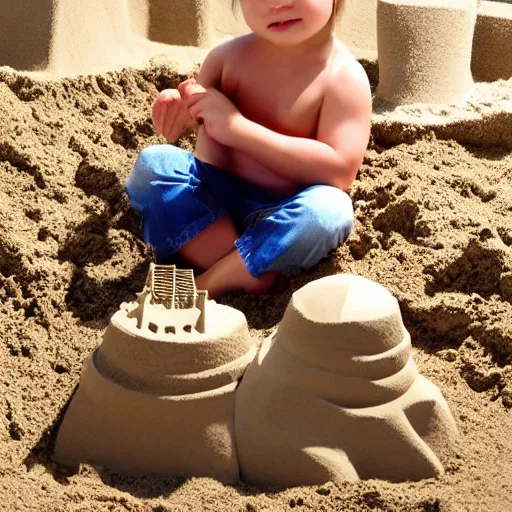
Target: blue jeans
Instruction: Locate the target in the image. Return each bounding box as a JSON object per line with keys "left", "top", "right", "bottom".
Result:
{"left": 126, "top": 145, "right": 354, "bottom": 277}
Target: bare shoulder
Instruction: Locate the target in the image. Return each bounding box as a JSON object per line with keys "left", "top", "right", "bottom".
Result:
{"left": 197, "top": 35, "right": 254, "bottom": 88}
{"left": 316, "top": 41, "right": 372, "bottom": 188}
{"left": 324, "top": 41, "right": 372, "bottom": 113}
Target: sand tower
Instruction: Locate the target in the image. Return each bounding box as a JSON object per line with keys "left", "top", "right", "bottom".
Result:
{"left": 53, "top": 264, "right": 256, "bottom": 483}
{"left": 235, "top": 275, "right": 458, "bottom": 487}
{"left": 472, "top": 1, "right": 512, "bottom": 82}
{"left": 376, "top": 0, "right": 478, "bottom": 104}
{"left": 0, "top": 0, "right": 211, "bottom": 76}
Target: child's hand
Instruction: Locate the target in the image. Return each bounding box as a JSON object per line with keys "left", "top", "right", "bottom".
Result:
{"left": 183, "top": 86, "right": 242, "bottom": 147}
{"left": 178, "top": 77, "right": 206, "bottom": 100}
{"left": 151, "top": 78, "right": 197, "bottom": 142}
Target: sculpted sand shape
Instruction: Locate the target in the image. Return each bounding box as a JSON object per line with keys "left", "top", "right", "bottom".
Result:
{"left": 0, "top": 0, "right": 209, "bottom": 76}
{"left": 55, "top": 268, "right": 458, "bottom": 485}
{"left": 376, "top": 0, "right": 477, "bottom": 104}
{"left": 1, "top": 0, "right": 511, "bottom": 83}
{"left": 53, "top": 264, "right": 256, "bottom": 483}
{"left": 472, "top": 1, "right": 512, "bottom": 81}
{"left": 235, "top": 275, "right": 459, "bottom": 486}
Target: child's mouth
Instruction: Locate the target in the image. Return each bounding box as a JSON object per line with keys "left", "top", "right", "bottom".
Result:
{"left": 268, "top": 19, "right": 301, "bottom": 31}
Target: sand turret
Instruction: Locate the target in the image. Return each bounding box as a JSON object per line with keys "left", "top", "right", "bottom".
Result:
{"left": 235, "top": 275, "right": 458, "bottom": 486}
{"left": 376, "top": 0, "right": 478, "bottom": 104}
{"left": 472, "top": 1, "right": 512, "bottom": 82}
{"left": 53, "top": 264, "right": 256, "bottom": 483}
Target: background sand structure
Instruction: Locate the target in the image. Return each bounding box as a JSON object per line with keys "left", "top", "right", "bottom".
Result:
{"left": 376, "top": 0, "right": 478, "bottom": 105}
{"left": 1, "top": 0, "right": 511, "bottom": 81}
{"left": 472, "top": 1, "right": 512, "bottom": 81}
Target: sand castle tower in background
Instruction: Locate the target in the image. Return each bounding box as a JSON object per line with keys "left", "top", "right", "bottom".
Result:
{"left": 1, "top": 0, "right": 510, "bottom": 82}
{"left": 55, "top": 268, "right": 458, "bottom": 485}
{"left": 0, "top": 0, "right": 222, "bottom": 76}
{"left": 53, "top": 264, "right": 257, "bottom": 483}
{"left": 235, "top": 275, "right": 458, "bottom": 486}
{"left": 376, "top": 0, "right": 478, "bottom": 104}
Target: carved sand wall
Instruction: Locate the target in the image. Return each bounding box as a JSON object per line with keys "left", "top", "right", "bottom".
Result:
{"left": 1, "top": 0, "right": 510, "bottom": 82}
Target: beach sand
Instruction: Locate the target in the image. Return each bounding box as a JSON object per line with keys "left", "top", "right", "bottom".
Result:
{"left": 1, "top": 0, "right": 512, "bottom": 504}
{"left": 0, "top": 61, "right": 511, "bottom": 511}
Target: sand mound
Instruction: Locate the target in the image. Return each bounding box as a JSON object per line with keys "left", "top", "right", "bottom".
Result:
{"left": 235, "top": 275, "right": 458, "bottom": 487}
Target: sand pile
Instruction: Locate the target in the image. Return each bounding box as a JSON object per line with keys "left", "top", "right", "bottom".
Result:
{"left": 235, "top": 275, "right": 459, "bottom": 487}
{"left": 0, "top": 62, "right": 511, "bottom": 510}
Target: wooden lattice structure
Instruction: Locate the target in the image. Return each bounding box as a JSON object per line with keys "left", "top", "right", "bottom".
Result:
{"left": 150, "top": 265, "right": 198, "bottom": 310}
{"left": 129, "top": 264, "right": 207, "bottom": 334}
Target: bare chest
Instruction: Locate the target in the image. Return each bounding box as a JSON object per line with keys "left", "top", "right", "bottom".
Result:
{"left": 221, "top": 67, "right": 325, "bottom": 139}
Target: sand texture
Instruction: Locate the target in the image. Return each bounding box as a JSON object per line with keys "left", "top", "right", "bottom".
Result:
{"left": 1, "top": 62, "right": 512, "bottom": 510}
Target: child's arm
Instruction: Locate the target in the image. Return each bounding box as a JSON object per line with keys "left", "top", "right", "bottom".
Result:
{"left": 152, "top": 42, "right": 228, "bottom": 142}
{"left": 230, "top": 62, "right": 372, "bottom": 191}
{"left": 186, "top": 60, "right": 372, "bottom": 191}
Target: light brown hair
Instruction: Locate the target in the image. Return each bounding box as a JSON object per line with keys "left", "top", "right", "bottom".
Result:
{"left": 331, "top": 0, "right": 345, "bottom": 24}
{"left": 231, "top": 1, "right": 346, "bottom": 25}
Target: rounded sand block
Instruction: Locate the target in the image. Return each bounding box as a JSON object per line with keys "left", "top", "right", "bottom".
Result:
{"left": 235, "top": 275, "right": 458, "bottom": 486}
{"left": 53, "top": 354, "right": 241, "bottom": 482}
{"left": 95, "top": 301, "right": 256, "bottom": 396}
{"left": 376, "top": 0, "right": 477, "bottom": 104}
{"left": 54, "top": 266, "right": 256, "bottom": 483}
{"left": 472, "top": 1, "right": 512, "bottom": 82}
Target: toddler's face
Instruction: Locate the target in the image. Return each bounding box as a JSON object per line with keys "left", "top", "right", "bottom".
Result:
{"left": 240, "top": 0, "right": 334, "bottom": 47}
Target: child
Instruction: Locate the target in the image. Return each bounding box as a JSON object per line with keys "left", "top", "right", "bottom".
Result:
{"left": 126, "top": 0, "right": 372, "bottom": 299}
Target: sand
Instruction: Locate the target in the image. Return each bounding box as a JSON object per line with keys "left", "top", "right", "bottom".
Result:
{"left": 0, "top": 59, "right": 511, "bottom": 510}
{"left": 1, "top": 0, "right": 512, "bottom": 504}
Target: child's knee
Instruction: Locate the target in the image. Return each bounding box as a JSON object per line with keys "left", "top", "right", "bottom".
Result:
{"left": 130, "top": 144, "right": 185, "bottom": 182}
{"left": 298, "top": 186, "right": 354, "bottom": 242}
{"left": 126, "top": 145, "right": 190, "bottom": 212}
{"left": 266, "top": 187, "right": 353, "bottom": 272}
{"left": 126, "top": 146, "right": 161, "bottom": 211}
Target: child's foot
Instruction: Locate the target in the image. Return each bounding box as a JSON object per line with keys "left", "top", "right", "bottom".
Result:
{"left": 194, "top": 249, "right": 285, "bottom": 299}
{"left": 243, "top": 272, "right": 288, "bottom": 296}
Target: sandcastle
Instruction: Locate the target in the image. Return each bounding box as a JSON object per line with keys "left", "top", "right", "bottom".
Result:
{"left": 53, "top": 264, "right": 257, "bottom": 483}
{"left": 376, "top": 0, "right": 478, "bottom": 105}
{"left": 3, "top": 1, "right": 510, "bottom": 83}
{"left": 54, "top": 267, "right": 458, "bottom": 485}
{"left": 235, "top": 275, "right": 458, "bottom": 486}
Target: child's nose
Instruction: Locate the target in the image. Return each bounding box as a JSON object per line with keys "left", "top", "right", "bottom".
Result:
{"left": 268, "top": 3, "right": 292, "bottom": 14}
